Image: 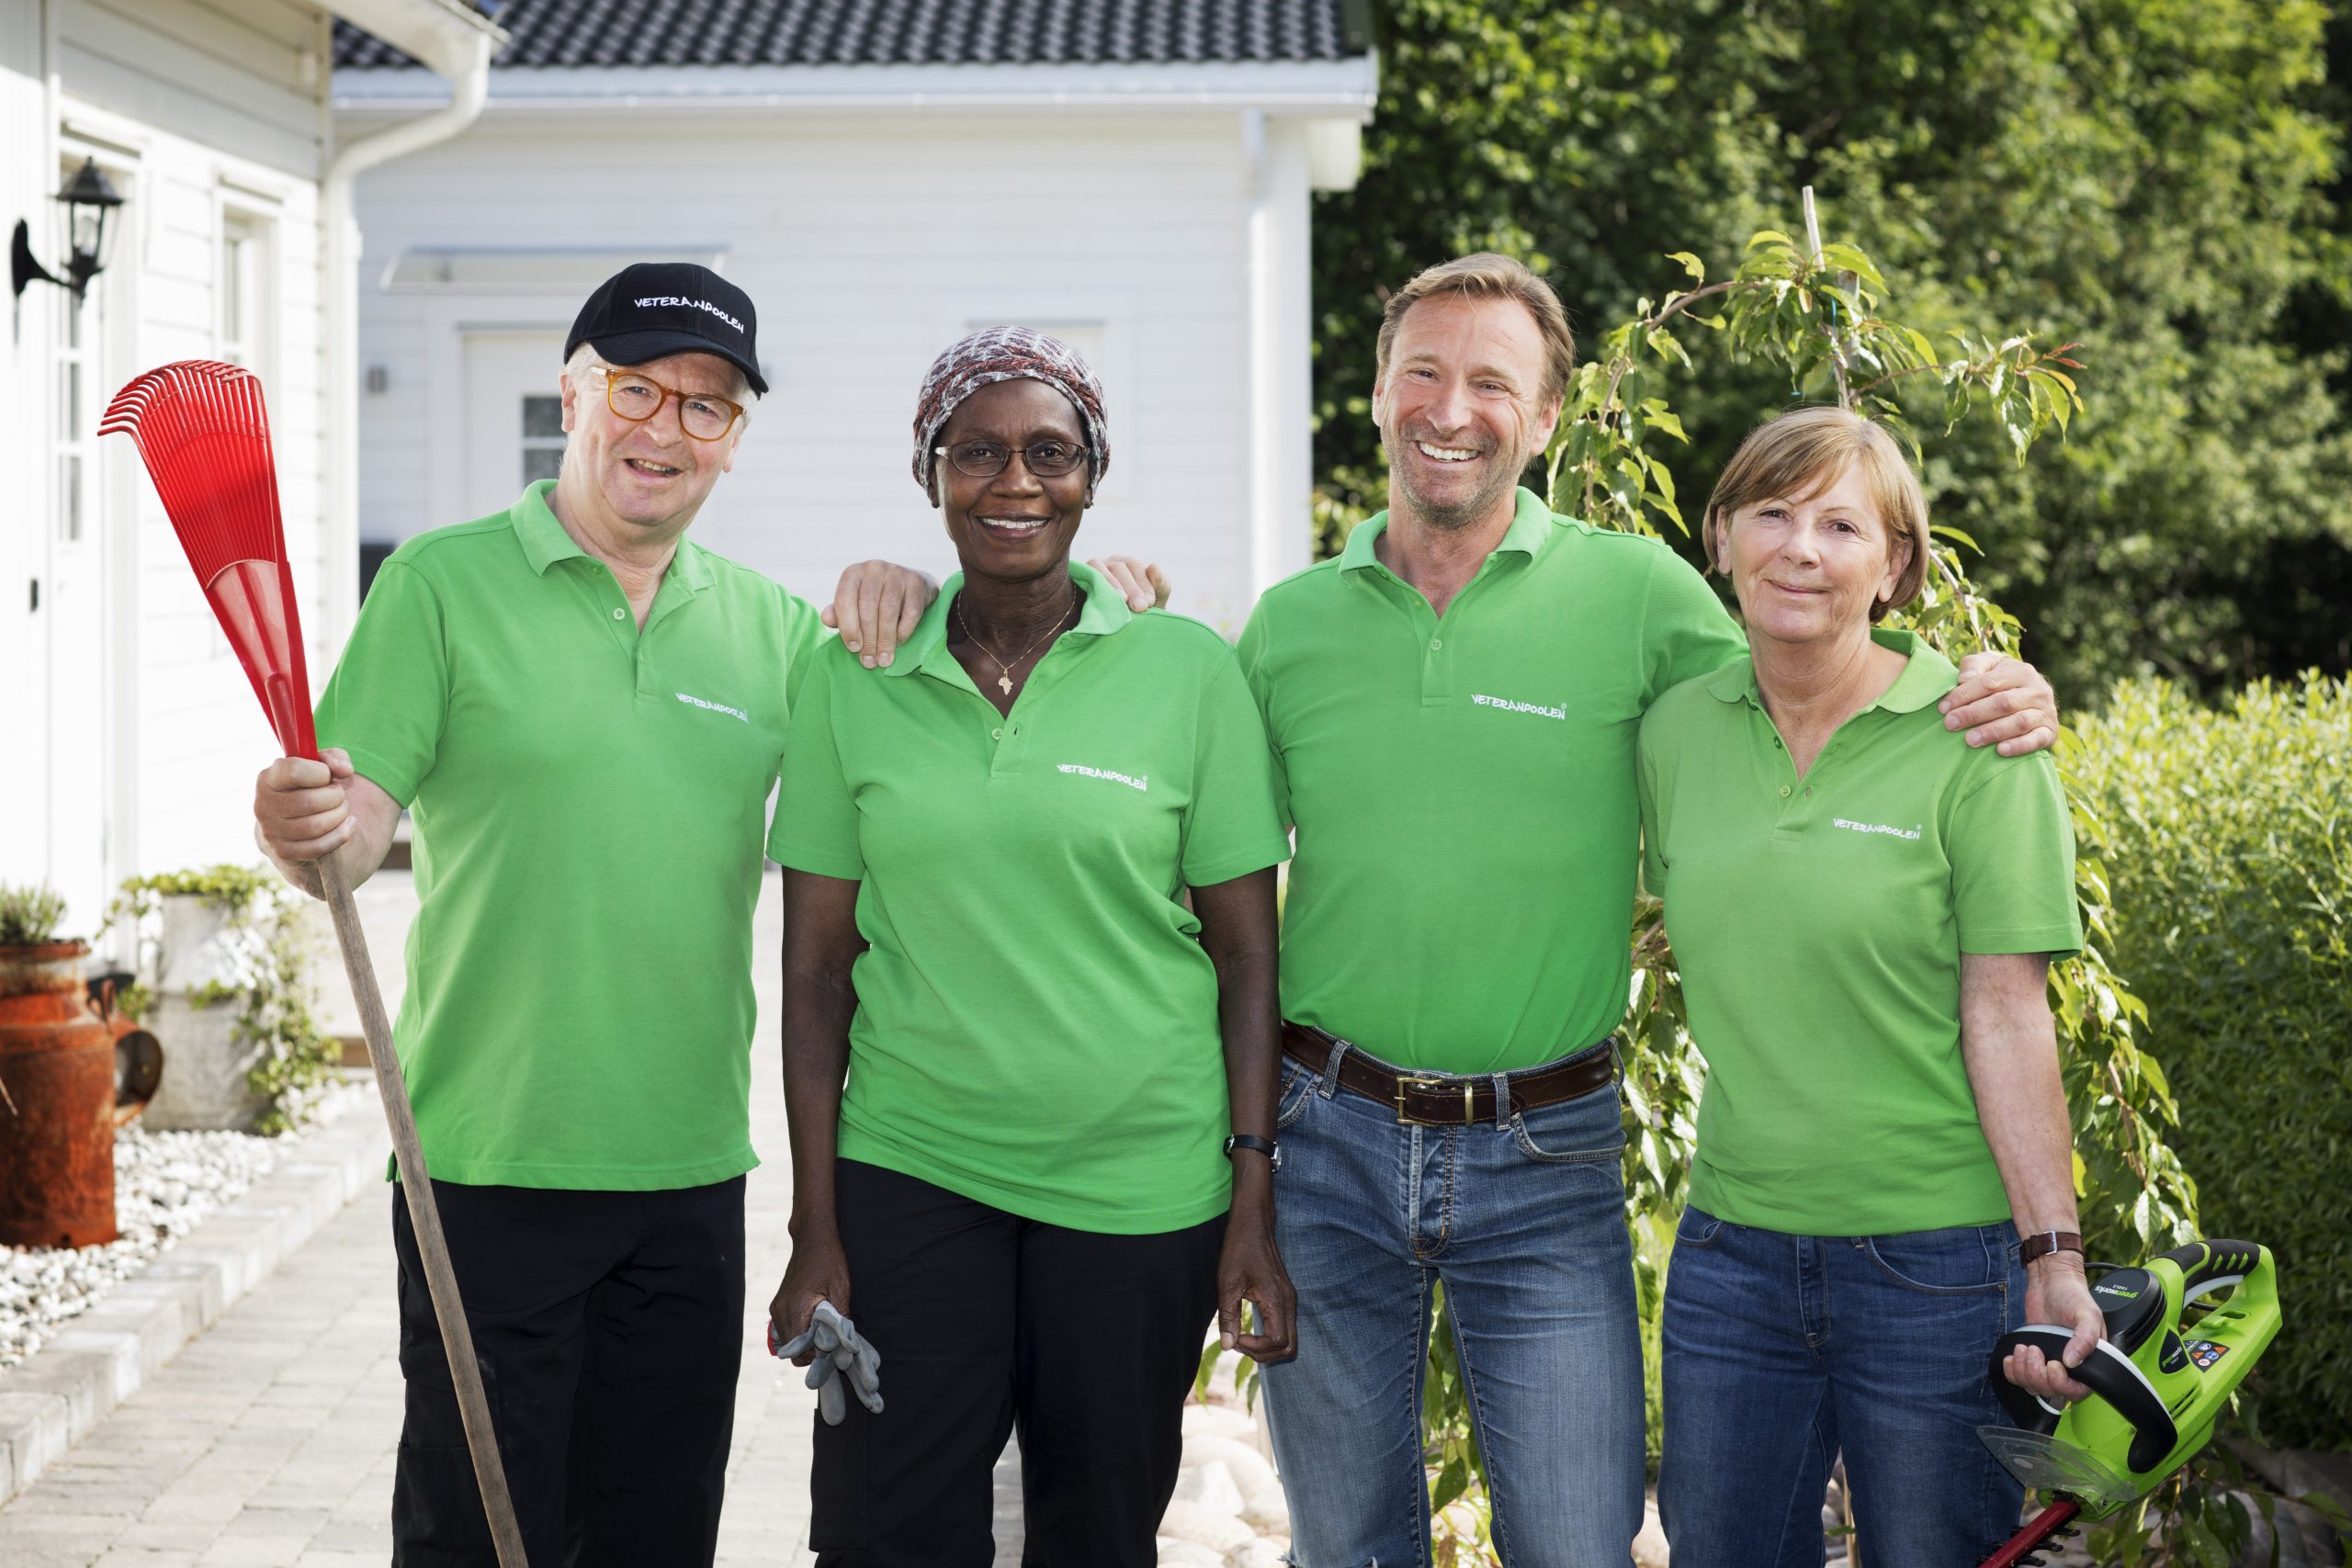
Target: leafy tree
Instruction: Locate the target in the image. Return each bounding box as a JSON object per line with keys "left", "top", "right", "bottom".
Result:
{"left": 1312, "top": 0, "right": 2350, "bottom": 698}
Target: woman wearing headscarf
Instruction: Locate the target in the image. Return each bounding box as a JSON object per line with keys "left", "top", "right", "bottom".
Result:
{"left": 765, "top": 328, "right": 1297, "bottom": 1567}
{"left": 1635, "top": 407, "right": 2104, "bottom": 1567}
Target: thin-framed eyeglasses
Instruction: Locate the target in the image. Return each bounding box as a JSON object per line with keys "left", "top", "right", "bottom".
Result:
{"left": 588, "top": 364, "right": 746, "bottom": 441}
{"left": 934, "top": 439, "right": 1090, "bottom": 479}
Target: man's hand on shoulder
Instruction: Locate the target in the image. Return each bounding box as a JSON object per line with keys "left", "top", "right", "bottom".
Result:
{"left": 1087, "top": 556, "right": 1170, "bottom": 613}
{"left": 822, "top": 561, "right": 935, "bottom": 670}
{"left": 1945, "top": 653, "right": 2057, "bottom": 756}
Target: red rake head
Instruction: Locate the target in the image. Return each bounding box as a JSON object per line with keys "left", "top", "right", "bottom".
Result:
{"left": 100, "top": 361, "right": 316, "bottom": 761}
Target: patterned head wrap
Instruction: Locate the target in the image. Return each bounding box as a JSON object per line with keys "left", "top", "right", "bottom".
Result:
{"left": 912, "top": 326, "right": 1110, "bottom": 501}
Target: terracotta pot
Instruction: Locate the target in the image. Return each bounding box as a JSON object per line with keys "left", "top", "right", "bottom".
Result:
{"left": 0, "top": 941, "right": 119, "bottom": 1248}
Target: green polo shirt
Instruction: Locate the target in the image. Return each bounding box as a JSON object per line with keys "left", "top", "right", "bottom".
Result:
{"left": 768, "top": 565, "right": 1289, "bottom": 1235}
{"left": 1636, "top": 632, "right": 2084, "bottom": 1235}
{"left": 1237, "top": 487, "right": 1747, "bottom": 1075}
{"left": 314, "top": 479, "right": 826, "bottom": 1190}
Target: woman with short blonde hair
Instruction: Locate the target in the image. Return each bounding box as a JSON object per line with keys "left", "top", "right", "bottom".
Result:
{"left": 1638, "top": 406, "right": 2104, "bottom": 1566}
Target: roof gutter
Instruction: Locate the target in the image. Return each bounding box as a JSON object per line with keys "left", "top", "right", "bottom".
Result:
{"left": 317, "top": 6, "right": 500, "bottom": 650}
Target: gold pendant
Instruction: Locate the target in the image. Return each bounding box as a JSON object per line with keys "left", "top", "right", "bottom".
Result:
{"left": 998, "top": 673, "right": 1014, "bottom": 696}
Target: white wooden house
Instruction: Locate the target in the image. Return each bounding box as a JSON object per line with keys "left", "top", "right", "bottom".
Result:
{"left": 2, "top": 0, "right": 502, "bottom": 940}
{"left": 335, "top": 0, "right": 1378, "bottom": 636}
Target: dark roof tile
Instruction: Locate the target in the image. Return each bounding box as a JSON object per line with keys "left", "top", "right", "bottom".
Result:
{"left": 335, "top": 0, "right": 1371, "bottom": 70}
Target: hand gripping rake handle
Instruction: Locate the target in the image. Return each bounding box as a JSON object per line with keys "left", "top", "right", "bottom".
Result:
{"left": 102, "top": 362, "right": 530, "bottom": 1568}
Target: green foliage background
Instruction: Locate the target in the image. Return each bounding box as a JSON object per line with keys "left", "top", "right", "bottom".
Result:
{"left": 2068, "top": 676, "right": 2352, "bottom": 1450}
{"left": 1312, "top": 0, "right": 2351, "bottom": 698}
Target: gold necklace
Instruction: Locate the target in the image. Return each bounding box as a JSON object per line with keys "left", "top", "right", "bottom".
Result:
{"left": 955, "top": 588, "right": 1079, "bottom": 697}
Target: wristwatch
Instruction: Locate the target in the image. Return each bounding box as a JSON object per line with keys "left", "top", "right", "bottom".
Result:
{"left": 1223, "top": 1134, "right": 1283, "bottom": 1173}
{"left": 2019, "top": 1229, "right": 2085, "bottom": 1266}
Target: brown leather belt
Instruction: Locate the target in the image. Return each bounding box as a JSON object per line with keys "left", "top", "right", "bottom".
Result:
{"left": 1281, "top": 1021, "right": 1617, "bottom": 1127}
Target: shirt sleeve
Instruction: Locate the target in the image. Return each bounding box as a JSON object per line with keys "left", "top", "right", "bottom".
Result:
{"left": 1180, "top": 649, "right": 1293, "bottom": 887}
{"left": 766, "top": 649, "right": 865, "bottom": 881}
{"left": 1233, "top": 600, "right": 1293, "bottom": 830}
{"left": 779, "top": 588, "right": 832, "bottom": 716}
{"left": 1635, "top": 717, "right": 1668, "bottom": 898}
{"left": 312, "top": 558, "right": 448, "bottom": 808}
{"left": 1948, "top": 751, "right": 2085, "bottom": 958}
{"left": 1641, "top": 546, "right": 1747, "bottom": 706}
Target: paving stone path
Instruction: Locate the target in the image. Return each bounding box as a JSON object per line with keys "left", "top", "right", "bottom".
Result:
{"left": 0, "top": 872, "right": 1021, "bottom": 1565}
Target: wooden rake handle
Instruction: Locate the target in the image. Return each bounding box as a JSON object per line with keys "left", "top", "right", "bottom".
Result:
{"left": 318, "top": 859, "right": 531, "bottom": 1567}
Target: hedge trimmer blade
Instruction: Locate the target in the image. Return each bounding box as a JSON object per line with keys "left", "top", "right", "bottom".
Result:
{"left": 97, "top": 360, "right": 315, "bottom": 759}
{"left": 1976, "top": 1499, "right": 2082, "bottom": 1567}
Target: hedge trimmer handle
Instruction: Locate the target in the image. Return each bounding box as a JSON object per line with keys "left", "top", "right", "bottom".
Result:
{"left": 1990, "top": 1327, "right": 2179, "bottom": 1474}
{"left": 2154, "top": 1238, "right": 2263, "bottom": 1301}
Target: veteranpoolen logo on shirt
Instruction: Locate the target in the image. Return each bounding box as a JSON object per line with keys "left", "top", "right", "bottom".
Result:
{"left": 1832, "top": 817, "right": 1922, "bottom": 841}
{"left": 1058, "top": 762, "right": 1148, "bottom": 792}
{"left": 675, "top": 691, "right": 751, "bottom": 724}
{"left": 1471, "top": 692, "right": 1567, "bottom": 721}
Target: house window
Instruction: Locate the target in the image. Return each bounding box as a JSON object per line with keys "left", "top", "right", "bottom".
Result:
{"left": 56, "top": 260, "right": 90, "bottom": 545}
{"left": 521, "top": 394, "right": 565, "bottom": 484}
{"left": 220, "top": 212, "right": 271, "bottom": 371}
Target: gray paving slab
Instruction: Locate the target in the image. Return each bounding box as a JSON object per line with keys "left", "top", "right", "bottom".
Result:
{"left": 0, "top": 870, "right": 1027, "bottom": 1565}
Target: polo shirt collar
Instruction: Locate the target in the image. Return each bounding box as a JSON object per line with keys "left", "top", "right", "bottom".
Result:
{"left": 512, "top": 478, "right": 717, "bottom": 596}
{"left": 887, "top": 561, "right": 1131, "bottom": 681}
{"left": 1705, "top": 628, "right": 1959, "bottom": 711}
{"left": 513, "top": 480, "right": 585, "bottom": 575}
{"left": 1338, "top": 486, "right": 1557, "bottom": 575}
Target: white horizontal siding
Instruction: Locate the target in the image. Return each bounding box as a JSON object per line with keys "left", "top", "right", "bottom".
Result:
{"left": 0, "top": 12, "right": 54, "bottom": 903}
{"left": 13, "top": 2, "right": 331, "bottom": 908}
{"left": 354, "top": 110, "right": 1280, "bottom": 632}
{"left": 60, "top": 0, "right": 324, "bottom": 177}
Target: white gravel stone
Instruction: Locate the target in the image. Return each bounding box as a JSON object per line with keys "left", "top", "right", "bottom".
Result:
{"left": 1182, "top": 1402, "right": 1257, "bottom": 1442}
{"left": 1634, "top": 1492, "right": 1669, "bottom": 1568}
{"left": 1225, "top": 1540, "right": 1286, "bottom": 1568}
{"left": 1241, "top": 1483, "right": 1289, "bottom": 1535}
{"left": 1185, "top": 1433, "right": 1282, "bottom": 1501}
{"left": 1156, "top": 1540, "right": 1225, "bottom": 1568}
{"left": 1172, "top": 1459, "right": 1245, "bottom": 1517}
{"left": 0, "top": 1081, "right": 366, "bottom": 1370}
{"left": 1159, "top": 1499, "right": 1258, "bottom": 1554}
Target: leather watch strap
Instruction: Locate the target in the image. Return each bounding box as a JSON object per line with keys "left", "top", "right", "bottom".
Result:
{"left": 2019, "top": 1228, "right": 2085, "bottom": 1266}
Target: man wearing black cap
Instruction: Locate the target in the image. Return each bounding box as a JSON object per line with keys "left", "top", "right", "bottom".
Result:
{"left": 247, "top": 263, "right": 1163, "bottom": 1564}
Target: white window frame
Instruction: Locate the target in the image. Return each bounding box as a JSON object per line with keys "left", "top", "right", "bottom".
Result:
{"left": 219, "top": 206, "right": 275, "bottom": 378}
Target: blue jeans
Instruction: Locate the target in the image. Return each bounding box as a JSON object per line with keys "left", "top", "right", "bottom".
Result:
{"left": 1657, "top": 1206, "right": 2028, "bottom": 1568}
{"left": 1260, "top": 1041, "right": 1644, "bottom": 1568}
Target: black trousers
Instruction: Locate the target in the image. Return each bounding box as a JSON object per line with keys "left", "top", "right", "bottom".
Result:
{"left": 389, "top": 1177, "right": 746, "bottom": 1568}
{"left": 811, "top": 1160, "right": 1226, "bottom": 1568}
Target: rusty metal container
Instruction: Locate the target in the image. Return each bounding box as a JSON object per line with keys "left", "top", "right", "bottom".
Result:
{"left": 0, "top": 941, "right": 119, "bottom": 1248}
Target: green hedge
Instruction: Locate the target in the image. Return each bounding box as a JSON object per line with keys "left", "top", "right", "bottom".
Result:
{"left": 2068, "top": 674, "right": 2352, "bottom": 1450}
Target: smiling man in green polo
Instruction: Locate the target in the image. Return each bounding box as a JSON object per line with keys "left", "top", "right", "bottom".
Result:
{"left": 245, "top": 265, "right": 1184, "bottom": 1568}
{"left": 1241, "top": 254, "right": 2065, "bottom": 1568}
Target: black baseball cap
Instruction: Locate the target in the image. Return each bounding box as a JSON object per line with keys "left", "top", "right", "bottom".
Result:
{"left": 566, "top": 262, "right": 767, "bottom": 396}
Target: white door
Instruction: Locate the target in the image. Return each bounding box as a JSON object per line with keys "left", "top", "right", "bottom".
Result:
{"left": 462, "top": 330, "right": 569, "bottom": 520}
{"left": 45, "top": 254, "right": 109, "bottom": 934}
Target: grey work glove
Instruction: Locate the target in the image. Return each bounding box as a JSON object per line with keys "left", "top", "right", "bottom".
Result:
{"left": 772, "top": 1299, "right": 883, "bottom": 1425}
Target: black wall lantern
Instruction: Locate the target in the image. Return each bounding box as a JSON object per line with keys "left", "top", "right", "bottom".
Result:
{"left": 13, "top": 157, "right": 126, "bottom": 308}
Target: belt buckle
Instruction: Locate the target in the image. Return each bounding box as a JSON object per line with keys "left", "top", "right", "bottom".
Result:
{"left": 1394, "top": 1075, "right": 1476, "bottom": 1126}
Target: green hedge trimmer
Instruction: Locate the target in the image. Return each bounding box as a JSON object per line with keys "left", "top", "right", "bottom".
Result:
{"left": 1975, "top": 1239, "right": 2281, "bottom": 1567}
